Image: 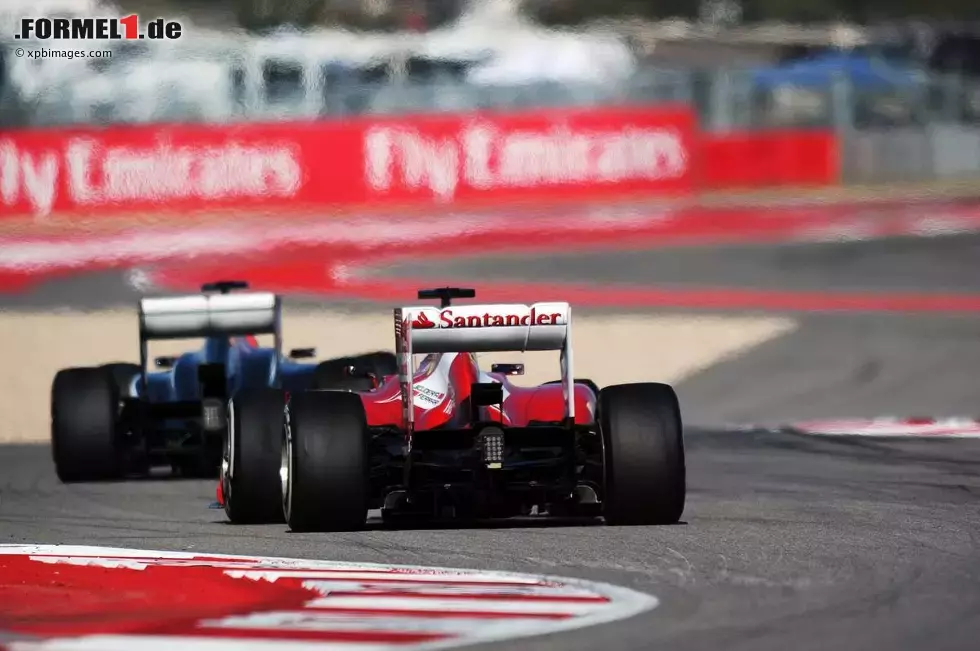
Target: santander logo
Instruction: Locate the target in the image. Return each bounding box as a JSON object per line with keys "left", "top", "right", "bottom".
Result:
{"left": 412, "top": 307, "right": 566, "bottom": 329}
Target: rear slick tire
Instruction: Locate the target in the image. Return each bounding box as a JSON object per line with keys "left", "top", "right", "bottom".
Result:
{"left": 51, "top": 367, "right": 122, "bottom": 483}
{"left": 223, "top": 388, "right": 286, "bottom": 524}
{"left": 312, "top": 351, "right": 398, "bottom": 392}
{"left": 283, "top": 390, "right": 369, "bottom": 532}
{"left": 599, "top": 382, "right": 686, "bottom": 525}
{"left": 99, "top": 362, "right": 141, "bottom": 397}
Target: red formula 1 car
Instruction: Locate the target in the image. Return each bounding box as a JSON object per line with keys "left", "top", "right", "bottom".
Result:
{"left": 221, "top": 288, "right": 685, "bottom": 531}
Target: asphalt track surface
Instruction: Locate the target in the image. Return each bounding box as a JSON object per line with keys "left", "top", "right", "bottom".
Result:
{"left": 374, "top": 232, "right": 980, "bottom": 294}
{"left": 3, "top": 232, "right": 980, "bottom": 650}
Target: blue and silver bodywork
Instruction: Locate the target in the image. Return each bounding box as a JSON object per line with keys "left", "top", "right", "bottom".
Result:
{"left": 119, "top": 282, "right": 321, "bottom": 475}
{"left": 132, "top": 335, "right": 318, "bottom": 404}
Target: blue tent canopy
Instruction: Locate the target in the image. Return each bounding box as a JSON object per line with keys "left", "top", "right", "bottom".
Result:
{"left": 752, "top": 53, "right": 919, "bottom": 92}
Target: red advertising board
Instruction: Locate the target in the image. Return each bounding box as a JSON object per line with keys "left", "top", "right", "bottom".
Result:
{"left": 0, "top": 105, "right": 696, "bottom": 220}
{"left": 697, "top": 129, "right": 838, "bottom": 189}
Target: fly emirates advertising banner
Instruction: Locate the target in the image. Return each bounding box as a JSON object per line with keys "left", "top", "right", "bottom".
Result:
{"left": 0, "top": 106, "right": 695, "bottom": 219}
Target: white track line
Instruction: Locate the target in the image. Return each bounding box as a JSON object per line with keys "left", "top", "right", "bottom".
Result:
{"left": 226, "top": 570, "right": 550, "bottom": 584}
{"left": 786, "top": 417, "right": 980, "bottom": 438}
{"left": 305, "top": 596, "right": 609, "bottom": 616}
{"left": 200, "top": 612, "right": 573, "bottom": 636}
{"left": 298, "top": 581, "right": 601, "bottom": 597}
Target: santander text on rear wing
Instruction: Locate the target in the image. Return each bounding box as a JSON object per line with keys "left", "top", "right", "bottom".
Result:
{"left": 393, "top": 299, "right": 575, "bottom": 433}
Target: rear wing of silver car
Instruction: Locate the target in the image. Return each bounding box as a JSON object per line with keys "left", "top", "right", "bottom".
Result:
{"left": 137, "top": 291, "right": 282, "bottom": 376}
{"left": 393, "top": 300, "right": 573, "bottom": 434}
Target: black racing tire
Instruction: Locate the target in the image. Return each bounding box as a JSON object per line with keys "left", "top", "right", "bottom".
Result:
{"left": 313, "top": 351, "right": 397, "bottom": 392}
{"left": 313, "top": 366, "right": 373, "bottom": 392}
{"left": 99, "top": 362, "right": 141, "bottom": 397}
{"left": 361, "top": 351, "right": 398, "bottom": 377}
{"left": 283, "top": 390, "right": 369, "bottom": 532}
{"left": 599, "top": 382, "right": 686, "bottom": 526}
{"left": 51, "top": 367, "right": 122, "bottom": 483}
{"left": 223, "top": 388, "right": 286, "bottom": 524}
{"left": 173, "top": 457, "right": 221, "bottom": 479}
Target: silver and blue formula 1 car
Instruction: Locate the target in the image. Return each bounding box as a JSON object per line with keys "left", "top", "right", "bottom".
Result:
{"left": 50, "top": 280, "right": 395, "bottom": 483}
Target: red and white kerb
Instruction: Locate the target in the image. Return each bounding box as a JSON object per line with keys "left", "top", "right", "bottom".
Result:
{"left": 0, "top": 545, "right": 657, "bottom": 651}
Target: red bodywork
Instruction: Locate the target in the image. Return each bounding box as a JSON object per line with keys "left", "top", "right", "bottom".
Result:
{"left": 360, "top": 352, "right": 596, "bottom": 431}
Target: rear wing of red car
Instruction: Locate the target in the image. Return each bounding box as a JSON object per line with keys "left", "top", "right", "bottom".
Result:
{"left": 393, "top": 301, "right": 574, "bottom": 432}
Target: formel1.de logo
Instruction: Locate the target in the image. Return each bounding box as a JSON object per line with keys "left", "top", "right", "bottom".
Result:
{"left": 15, "top": 15, "right": 183, "bottom": 41}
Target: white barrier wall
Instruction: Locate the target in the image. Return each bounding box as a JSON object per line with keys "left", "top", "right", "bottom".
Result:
{"left": 841, "top": 126, "right": 980, "bottom": 185}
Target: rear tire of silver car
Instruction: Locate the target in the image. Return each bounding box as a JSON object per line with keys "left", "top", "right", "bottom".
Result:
{"left": 223, "top": 388, "right": 286, "bottom": 524}
{"left": 312, "top": 352, "right": 399, "bottom": 392}
{"left": 283, "top": 390, "right": 369, "bottom": 532}
{"left": 51, "top": 367, "right": 123, "bottom": 483}
{"left": 599, "top": 382, "right": 686, "bottom": 525}
{"left": 99, "top": 362, "right": 141, "bottom": 397}
{"left": 312, "top": 365, "right": 374, "bottom": 392}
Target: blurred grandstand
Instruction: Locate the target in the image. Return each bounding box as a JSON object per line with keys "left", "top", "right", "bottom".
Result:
{"left": 4, "top": 0, "right": 980, "bottom": 130}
